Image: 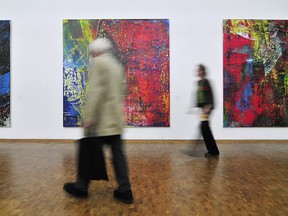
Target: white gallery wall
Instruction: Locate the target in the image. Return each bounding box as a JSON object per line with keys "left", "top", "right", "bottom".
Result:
{"left": 0, "top": 0, "right": 287, "bottom": 140}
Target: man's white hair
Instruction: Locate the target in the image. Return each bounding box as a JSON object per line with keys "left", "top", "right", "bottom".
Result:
{"left": 89, "top": 38, "right": 112, "bottom": 54}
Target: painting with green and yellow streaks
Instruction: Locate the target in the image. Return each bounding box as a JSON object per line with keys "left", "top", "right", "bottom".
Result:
{"left": 224, "top": 20, "right": 288, "bottom": 127}
{"left": 63, "top": 19, "right": 170, "bottom": 127}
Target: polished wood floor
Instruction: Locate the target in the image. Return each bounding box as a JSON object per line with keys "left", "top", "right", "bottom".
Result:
{"left": 0, "top": 141, "right": 287, "bottom": 216}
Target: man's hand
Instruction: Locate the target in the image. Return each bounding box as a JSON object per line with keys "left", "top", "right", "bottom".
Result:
{"left": 82, "top": 122, "right": 92, "bottom": 128}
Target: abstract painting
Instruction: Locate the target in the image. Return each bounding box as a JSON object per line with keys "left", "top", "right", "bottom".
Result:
{"left": 63, "top": 19, "right": 170, "bottom": 127}
{"left": 224, "top": 20, "right": 288, "bottom": 127}
{"left": 0, "top": 21, "right": 10, "bottom": 127}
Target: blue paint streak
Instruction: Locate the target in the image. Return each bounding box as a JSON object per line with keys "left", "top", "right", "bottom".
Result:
{"left": 0, "top": 21, "right": 10, "bottom": 41}
{"left": 63, "top": 96, "right": 81, "bottom": 127}
{"left": 236, "top": 82, "right": 253, "bottom": 112}
{"left": 0, "top": 72, "right": 10, "bottom": 96}
{"left": 245, "top": 57, "right": 253, "bottom": 75}
{"left": 236, "top": 58, "right": 254, "bottom": 111}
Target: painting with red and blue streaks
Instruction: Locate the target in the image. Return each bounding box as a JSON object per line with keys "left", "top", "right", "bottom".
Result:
{"left": 63, "top": 19, "right": 170, "bottom": 127}
{"left": 224, "top": 20, "right": 288, "bottom": 127}
{"left": 0, "top": 21, "right": 10, "bottom": 127}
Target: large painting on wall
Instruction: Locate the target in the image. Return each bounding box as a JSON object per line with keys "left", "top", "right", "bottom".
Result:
{"left": 63, "top": 19, "right": 170, "bottom": 127}
{"left": 0, "top": 21, "right": 10, "bottom": 127}
{"left": 224, "top": 19, "right": 288, "bottom": 127}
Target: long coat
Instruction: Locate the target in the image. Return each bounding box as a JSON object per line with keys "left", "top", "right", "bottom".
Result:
{"left": 83, "top": 53, "right": 125, "bottom": 137}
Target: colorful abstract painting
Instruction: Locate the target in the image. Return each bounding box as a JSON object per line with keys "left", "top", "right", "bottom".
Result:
{"left": 0, "top": 21, "right": 10, "bottom": 127}
{"left": 63, "top": 19, "right": 170, "bottom": 127}
{"left": 224, "top": 20, "right": 288, "bottom": 127}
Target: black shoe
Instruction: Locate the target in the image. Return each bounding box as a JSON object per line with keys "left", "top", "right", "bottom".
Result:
{"left": 114, "top": 189, "right": 134, "bottom": 204}
{"left": 63, "top": 182, "right": 88, "bottom": 198}
{"left": 204, "top": 152, "right": 219, "bottom": 157}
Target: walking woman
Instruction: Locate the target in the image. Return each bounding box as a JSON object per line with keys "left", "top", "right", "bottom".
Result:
{"left": 196, "top": 64, "right": 220, "bottom": 157}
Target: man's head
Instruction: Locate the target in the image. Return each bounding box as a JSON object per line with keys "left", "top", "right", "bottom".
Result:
{"left": 89, "top": 38, "right": 112, "bottom": 57}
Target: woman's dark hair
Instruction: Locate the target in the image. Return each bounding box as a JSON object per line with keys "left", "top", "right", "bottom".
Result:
{"left": 198, "top": 64, "right": 206, "bottom": 75}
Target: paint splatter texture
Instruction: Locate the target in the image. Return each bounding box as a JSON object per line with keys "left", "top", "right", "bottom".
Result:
{"left": 224, "top": 20, "right": 288, "bottom": 127}
{"left": 0, "top": 21, "right": 10, "bottom": 127}
{"left": 63, "top": 19, "right": 170, "bottom": 127}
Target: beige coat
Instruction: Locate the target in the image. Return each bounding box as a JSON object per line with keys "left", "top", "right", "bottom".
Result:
{"left": 83, "top": 53, "right": 125, "bottom": 137}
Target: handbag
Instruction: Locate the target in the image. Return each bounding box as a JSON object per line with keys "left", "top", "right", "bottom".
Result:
{"left": 77, "top": 137, "right": 109, "bottom": 181}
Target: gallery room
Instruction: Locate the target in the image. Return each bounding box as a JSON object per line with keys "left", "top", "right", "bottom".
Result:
{"left": 0, "top": 0, "right": 287, "bottom": 215}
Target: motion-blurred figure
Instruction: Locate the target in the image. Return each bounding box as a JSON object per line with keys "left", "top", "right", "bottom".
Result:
{"left": 196, "top": 64, "right": 219, "bottom": 157}
{"left": 63, "top": 38, "right": 133, "bottom": 204}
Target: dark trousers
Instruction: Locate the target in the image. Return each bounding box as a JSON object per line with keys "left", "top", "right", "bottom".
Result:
{"left": 201, "top": 121, "right": 219, "bottom": 155}
{"left": 76, "top": 135, "right": 131, "bottom": 193}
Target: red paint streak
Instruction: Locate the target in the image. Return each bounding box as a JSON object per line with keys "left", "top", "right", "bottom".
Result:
{"left": 98, "top": 20, "right": 169, "bottom": 126}
{"left": 224, "top": 31, "right": 252, "bottom": 84}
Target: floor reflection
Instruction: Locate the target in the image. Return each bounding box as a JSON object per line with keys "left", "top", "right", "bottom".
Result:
{"left": 0, "top": 142, "right": 287, "bottom": 215}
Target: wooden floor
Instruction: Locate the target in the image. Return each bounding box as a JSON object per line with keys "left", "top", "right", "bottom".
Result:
{"left": 0, "top": 141, "right": 287, "bottom": 216}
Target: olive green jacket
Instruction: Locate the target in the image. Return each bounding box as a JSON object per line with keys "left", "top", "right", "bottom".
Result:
{"left": 197, "top": 78, "right": 214, "bottom": 109}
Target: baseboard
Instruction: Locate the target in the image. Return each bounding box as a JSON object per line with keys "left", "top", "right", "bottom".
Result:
{"left": 0, "top": 139, "right": 287, "bottom": 144}
{"left": 126, "top": 140, "right": 288, "bottom": 144}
